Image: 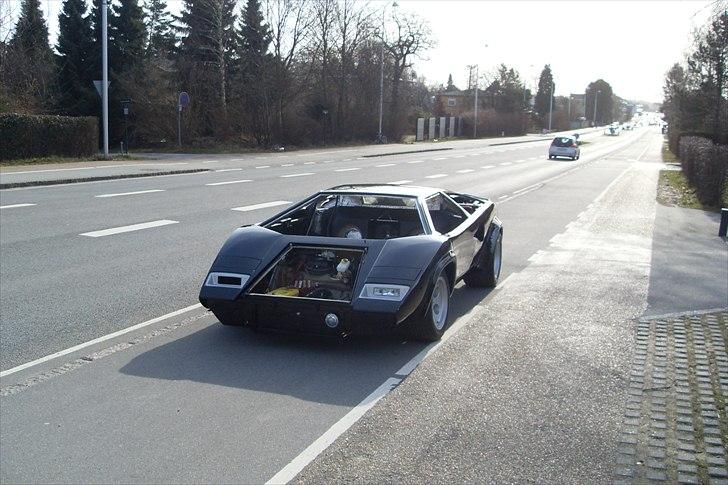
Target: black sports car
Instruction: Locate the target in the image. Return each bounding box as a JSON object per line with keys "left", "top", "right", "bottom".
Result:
{"left": 199, "top": 184, "right": 503, "bottom": 341}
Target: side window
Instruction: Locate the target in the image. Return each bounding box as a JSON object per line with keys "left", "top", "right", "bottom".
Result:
{"left": 426, "top": 194, "right": 467, "bottom": 234}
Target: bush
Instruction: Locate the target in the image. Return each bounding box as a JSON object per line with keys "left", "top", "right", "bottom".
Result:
{"left": 678, "top": 136, "right": 728, "bottom": 207}
{"left": 0, "top": 113, "right": 99, "bottom": 160}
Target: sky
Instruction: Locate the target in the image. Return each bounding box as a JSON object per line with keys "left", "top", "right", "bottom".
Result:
{"left": 2, "top": 0, "right": 718, "bottom": 103}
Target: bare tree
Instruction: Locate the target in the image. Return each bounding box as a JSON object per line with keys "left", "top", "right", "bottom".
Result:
{"left": 384, "top": 9, "right": 434, "bottom": 139}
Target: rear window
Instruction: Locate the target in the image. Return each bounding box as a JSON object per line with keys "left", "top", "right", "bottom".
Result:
{"left": 552, "top": 137, "right": 574, "bottom": 147}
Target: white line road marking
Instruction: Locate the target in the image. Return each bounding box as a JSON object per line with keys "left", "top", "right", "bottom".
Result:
{"left": 528, "top": 157, "right": 538, "bottom": 160}
{"left": 456, "top": 169, "right": 475, "bottom": 173}
{"left": 515, "top": 159, "right": 526, "bottom": 163}
{"left": 202, "top": 160, "right": 222, "bottom": 164}
{"left": 334, "top": 167, "right": 361, "bottom": 172}
{"left": 425, "top": 174, "right": 447, "bottom": 179}
{"left": 498, "top": 195, "right": 509, "bottom": 200}
{"left": 0, "top": 304, "right": 203, "bottom": 378}
{"left": 205, "top": 179, "right": 252, "bottom": 186}
{"left": 80, "top": 219, "right": 179, "bottom": 237}
{"left": 282, "top": 163, "right": 294, "bottom": 167}
{"left": 216, "top": 168, "right": 243, "bottom": 172}
{"left": 453, "top": 155, "right": 465, "bottom": 159}
{"left": 513, "top": 183, "right": 542, "bottom": 195}
{"left": 407, "top": 160, "right": 425, "bottom": 164}
{"left": 388, "top": 180, "right": 412, "bottom": 184}
{"left": 500, "top": 162, "right": 512, "bottom": 166}
{"left": 0, "top": 203, "right": 36, "bottom": 209}
{"left": 303, "top": 161, "right": 316, "bottom": 165}
{"left": 265, "top": 377, "right": 402, "bottom": 485}
{"left": 281, "top": 172, "right": 314, "bottom": 178}
{"left": 268, "top": 302, "right": 485, "bottom": 484}
{"left": 482, "top": 165, "right": 495, "bottom": 169}
{"left": 321, "top": 160, "right": 334, "bottom": 163}
{"left": 343, "top": 158, "right": 352, "bottom": 161}
{"left": 376, "top": 163, "right": 395, "bottom": 167}
{"left": 469, "top": 153, "right": 481, "bottom": 157}
{"left": 255, "top": 165, "right": 270, "bottom": 169}
{"left": 95, "top": 189, "right": 165, "bottom": 198}
{"left": 231, "top": 200, "right": 290, "bottom": 212}
{"left": 434, "top": 157, "right": 448, "bottom": 160}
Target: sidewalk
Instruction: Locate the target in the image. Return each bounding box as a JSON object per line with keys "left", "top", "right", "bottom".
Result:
{"left": 296, "top": 158, "right": 661, "bottom": 483}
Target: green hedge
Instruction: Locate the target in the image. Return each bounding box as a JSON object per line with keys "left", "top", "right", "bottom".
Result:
{"left": 679, "top": 136, "right": 728, "bottom": 208}
{"left": 0, "top": 113, "right": 98, "bottom": 160}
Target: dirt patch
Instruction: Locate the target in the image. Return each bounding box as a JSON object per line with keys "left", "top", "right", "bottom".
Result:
{"left": 657, "top": 170, "right": 718, "bottom": 212}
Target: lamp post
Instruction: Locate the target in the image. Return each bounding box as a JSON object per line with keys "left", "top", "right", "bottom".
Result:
{"left": 473, "top": 64, "right": 479, "bottom": 138}
{"left": 593, "top": 89, "right": 601, "bottom": 127}
{"left": 547, "top": 82, "right": 554, "bottom": 132}
{"left": 101, "top": 0, "right": 109, "bottom": 157}
{"left": 377, "top": 1, "right": 397, "bottom": 143}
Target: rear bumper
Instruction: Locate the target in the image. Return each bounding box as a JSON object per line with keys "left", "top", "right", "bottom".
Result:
{"left": 202, "top": 296, "right": 401, "bottom": 336}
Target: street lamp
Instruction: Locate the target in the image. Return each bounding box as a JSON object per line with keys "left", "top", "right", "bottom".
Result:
{"left": 101, "top": 0, "right": 109, "bottom": 157}
{"left": 547, "top": 81, "right": 554, "bottom": 132}
{"left": 593, "top": 89, "right": 601, "bottom": 127}
{"left": 376, "top": 1, "right": 398, "bottom": 143}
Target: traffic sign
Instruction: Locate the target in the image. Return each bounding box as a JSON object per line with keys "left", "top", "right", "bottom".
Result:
{"left": 93, "top": 80, "right": 110, "bottom": 97}
{"left": 178, "top": 92, "right": 190, "bottom": 107}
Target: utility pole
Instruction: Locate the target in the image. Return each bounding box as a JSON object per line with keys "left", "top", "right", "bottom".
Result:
{"left": 472, "top": 64, "right": 479, "bottom": 138}
{"left": 593, "top": 89, "right": 601, "bottom": 127}
{"left": 377, "top": 20, "right": 384, "bottom": 142}
{"left": 547, "top": 82, "right": 554, "bottom": 132}
{"left": 101, "top": 0, "right": 109, "bottom": 157}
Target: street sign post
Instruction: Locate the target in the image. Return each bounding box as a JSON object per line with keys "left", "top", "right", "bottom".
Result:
{"left": 178, "top": 92, "right": 190, "bottom": 147}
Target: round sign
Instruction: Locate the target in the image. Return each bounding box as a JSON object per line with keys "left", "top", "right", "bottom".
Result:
{"left": 178, "top": 92, "right": 190, "bottom": 107}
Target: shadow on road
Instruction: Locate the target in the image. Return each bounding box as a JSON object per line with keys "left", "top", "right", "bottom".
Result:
{"left": 119, "top": 284, "right": 492, "bottom": 406}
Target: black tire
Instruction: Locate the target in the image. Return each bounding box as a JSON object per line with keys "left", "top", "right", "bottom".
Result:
{"left": 407, "top": 271, "right": 450, "bottom": 342}
{"left": 211, "top": 306, "right": 243, "bottom": 326}
{"left": 463, "top": 232, "right": 502, "bottom": 288}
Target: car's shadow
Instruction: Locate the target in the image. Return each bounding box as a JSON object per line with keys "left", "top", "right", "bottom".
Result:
{"left": 120, "top": 284, "right": 493, "bottom": 406}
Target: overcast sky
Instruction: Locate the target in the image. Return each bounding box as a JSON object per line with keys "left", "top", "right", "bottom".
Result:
{"left": 4, "top": 0, "right": 716, "bottom": 103}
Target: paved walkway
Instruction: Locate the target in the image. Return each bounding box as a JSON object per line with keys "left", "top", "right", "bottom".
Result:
{"left": 615, "top": 310, "right": 728, "bottom": 484}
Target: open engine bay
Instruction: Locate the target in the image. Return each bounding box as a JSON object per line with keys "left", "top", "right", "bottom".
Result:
{"left": 249, "top": 246, "right": 364, "bottom": 302}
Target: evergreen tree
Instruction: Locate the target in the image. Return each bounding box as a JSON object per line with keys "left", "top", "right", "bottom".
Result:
{"left": 178, "top": 0, "right": 238, "bottom": 137}
{"left": 112, "top": 0, "right": 146, "bottom": 73}
{"left": 7, "top": 0, "right": 55, "bottom": 111}
{"left": 446, "top": 73, "right": 458, "bottom": 91}
{"left": 236, "top": 0, "right": 273, "bottom": 144}
{"left": 55, "top": 0, "right": 95, "bottom": 115}
{"left": 534, "top": 64, "right": 554, "bottom": 121}
{"left": 144, "top": 0, "right": 176, "bottom": 58}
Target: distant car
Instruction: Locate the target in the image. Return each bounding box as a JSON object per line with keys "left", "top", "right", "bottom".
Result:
{"left": 199, "top": 184, "right": 503, "bottom": 341}
{"left": 604, "top": 123, "right": 621, "bottom": 136}
{"left": 548, "top": 136, "right": 580, "bottom": 160}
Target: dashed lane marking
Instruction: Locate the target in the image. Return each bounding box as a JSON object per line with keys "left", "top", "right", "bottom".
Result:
{"left": 334, "top": 167, "right": 361, "bottom": 172}
{"left": 281, "top": 173, "right": 314, "bottom": 178}
{"left": 376, "top": 163, "right": 396, "bottom": 167}
{"left": 0, "top": 203, "right": 36, "bottom": 209}
{"left": 95, "top": 189, "right": 165, "bottom": 198}
{"left": 425, "top": 174, "right": 447, "bottom": 179}
{"left": 216, "top": 168, "right": 243, "bottom": 172}
{"left": 500, "top": 162, "right": 512, "bottom": 166}
{"left": 388, "top": 180, "right": 412, "bottom": 185}
{"left": 205, "top": 180, "right": 252, "bottom": 186}
{"left": 407, "top": 160, "right": 425, "bottom": 164}
{"left": 255, "top": 165, "right": 270, "bottom": 169}
{"left": 482, "top": 165, "right": 495, "bottom": 169}
{"left": 79, "top": 219, "right": 179, "bottom": 238}
{"left": 231, "top": 200, "right": 291, "bottom": 212}
{"left": 456, "top": 169, "right": 475, "bottom": 173}
{"left": 281, "top": 163, "right": 294, "bottom": 167}
{"left": 434, "top": 157, "right": 448, "bottom": 160}
{"left": 304, "top": 161, "right": 316, "bottom": 165}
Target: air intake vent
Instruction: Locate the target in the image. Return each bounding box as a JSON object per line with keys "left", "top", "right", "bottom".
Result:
{"left": 218, "top": 276, "right": 242, "bottom": 286}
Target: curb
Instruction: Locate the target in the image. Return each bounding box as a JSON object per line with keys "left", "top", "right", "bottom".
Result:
{"left": 0, "top": 169, "right": 210, "bottom": 189}
{"left": 360, "top": 147, "right": 453, "bottom": 158}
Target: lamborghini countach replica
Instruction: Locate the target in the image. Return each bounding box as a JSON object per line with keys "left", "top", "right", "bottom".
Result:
{"left": 199, "top": 184, "right": 503, "bottom": 341}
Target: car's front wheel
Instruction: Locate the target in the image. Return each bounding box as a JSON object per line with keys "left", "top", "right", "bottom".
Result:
{"left": 464, "top": 232, "right": 502, "bottom": 288}
{"left": 408, "top": 272, "right": 450, "bottom": 341}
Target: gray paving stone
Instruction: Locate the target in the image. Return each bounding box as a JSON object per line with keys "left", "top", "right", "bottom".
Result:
{"left": 709, "top": 467, "right": 728, "bottom": 478}
{"left": 646, "top": 470, "right": 667, "bottom": 481}
{"left": 677, "top": 474, "right": 700, "bottom": 484}
{"left": 678, "top": 463, "right": 698, "bottom": 473}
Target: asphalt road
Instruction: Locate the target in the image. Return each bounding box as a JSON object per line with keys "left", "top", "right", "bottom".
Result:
{"left": 0, "top": 128, "right": 665, "bottom": 483}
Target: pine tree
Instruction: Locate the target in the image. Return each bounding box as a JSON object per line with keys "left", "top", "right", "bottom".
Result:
{"left": 7, "top": 0, "right": 55, "bottom": 111}
{"left": 237, "top": 0, "right": 273, "bottom": 144}
{"left": 178, "top": 0, "right": 238, "bottom": 137}
{"left": 112, "top": 0, "right": 146, "bottom": 73}
{"left": 534, "top": 64, "right": 554, "bottom": 121}
{"left": 144, "top": 0, "right": 176, "bottom": 58}
{"left": 56, "top": 0, "right": 95, "bottom": 115}
{"left": 446, "top": 73, "right": 457, "bottom": 91}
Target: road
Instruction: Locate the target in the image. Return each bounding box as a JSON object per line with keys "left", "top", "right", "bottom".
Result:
{"left": 0, "top": 128, "right": 670, "bottom": 483}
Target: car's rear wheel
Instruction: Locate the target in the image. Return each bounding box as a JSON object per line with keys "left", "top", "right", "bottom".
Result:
{"left": 464, "top": 232, "right": 502, "bottom": 288}
{"left": 408, "top": 272, "right": 450, "bottom": 341}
